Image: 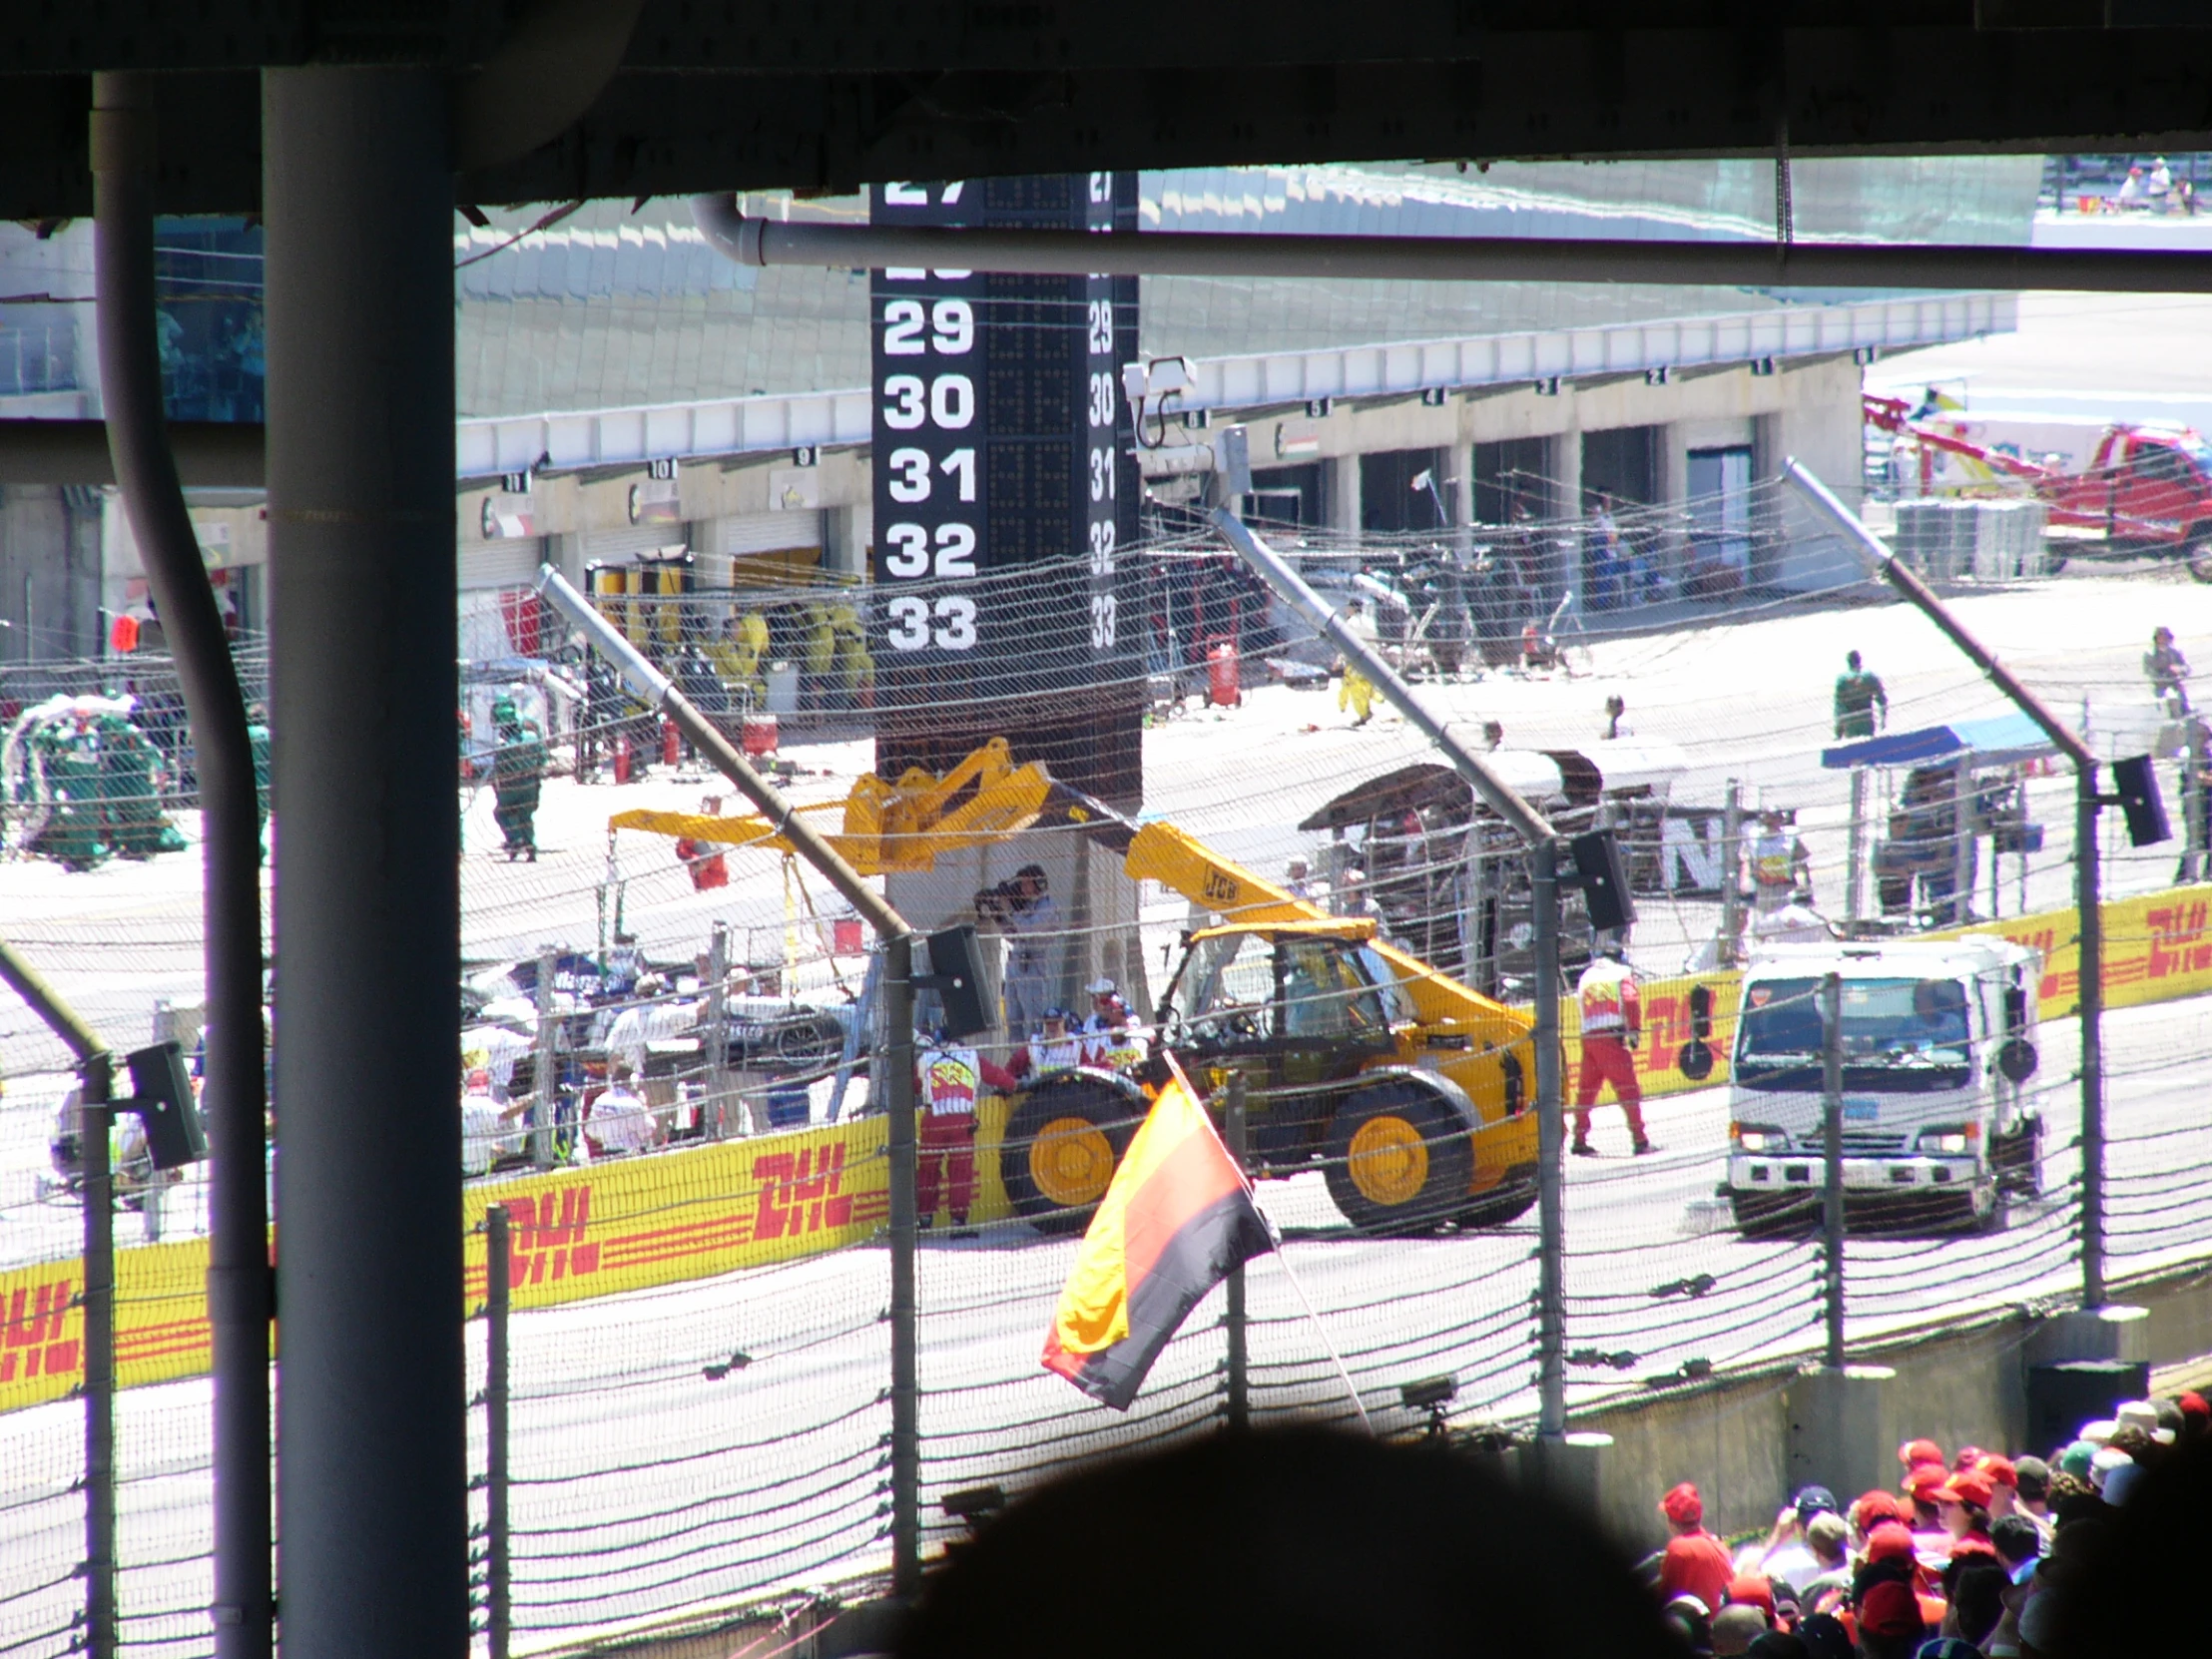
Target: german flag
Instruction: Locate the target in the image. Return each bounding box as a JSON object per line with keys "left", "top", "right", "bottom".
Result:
{"left": 1041, "top": 1072, "right": 1274, "bottom": 1410}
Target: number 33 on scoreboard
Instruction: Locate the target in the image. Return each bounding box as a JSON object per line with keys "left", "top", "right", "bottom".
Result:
{"left": 886, "top": 595, "right": 978, "bottom": 652}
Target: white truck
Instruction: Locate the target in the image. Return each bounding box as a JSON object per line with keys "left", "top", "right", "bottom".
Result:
{"left": 1720, "top": 935, "right": 2044, "bottom": 1235}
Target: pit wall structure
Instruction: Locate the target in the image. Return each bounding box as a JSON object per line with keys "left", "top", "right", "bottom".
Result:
{"left": 5, "top": 879, "right": 2208, "bottom": 1418}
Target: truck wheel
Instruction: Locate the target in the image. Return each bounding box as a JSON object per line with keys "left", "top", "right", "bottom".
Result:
{"left": 2188, "top": 535, "right": 2212, "bottom": 584}
{"left": 1456, "top": 1161, "right": 1537, "bottom": 1229}
{"left": 1322, "top": 1081, "right": 1474, "bottom": 1236}
{"left": 1002, "top": 1078, "right": 1143, "bottom": 1236}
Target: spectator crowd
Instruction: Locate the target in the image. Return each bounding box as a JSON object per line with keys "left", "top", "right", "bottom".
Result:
{"left": 1646, "top": 1392, "right": 2208, "bottom": 1658}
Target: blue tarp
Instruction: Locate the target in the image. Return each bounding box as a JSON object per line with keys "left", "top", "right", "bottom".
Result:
{"left": 1821, "top": 711, "right": 2058, "bottom": 771}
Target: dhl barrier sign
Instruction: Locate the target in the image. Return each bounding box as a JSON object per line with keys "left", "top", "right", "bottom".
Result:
{"left": 0, "top": 1099, "right": 1022, "bottom": 1416}
{"left": 7, "top": 881, "right": 2209, "bottom": 1418}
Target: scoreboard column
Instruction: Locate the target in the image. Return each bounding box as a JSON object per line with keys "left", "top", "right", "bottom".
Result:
{"left": 870, "top": 174, "right": 1144, "bottom": 812}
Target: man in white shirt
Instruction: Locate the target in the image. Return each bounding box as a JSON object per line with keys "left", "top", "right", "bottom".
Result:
{"left": 590, "top": 1067, "right": 659, "bottom": 1156}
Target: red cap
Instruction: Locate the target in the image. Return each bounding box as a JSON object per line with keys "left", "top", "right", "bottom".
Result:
{"left": 1853, "top": 1490, "right": 1904, "bottom": 1528}
{"left": 1728, "top": 1574, "right": 1776, "bottom": 1614}
{"left": 1858, "top": 1580, "right": 1923, "bottom": 1639}
{"left": 1866, "top": 1521, "right": 1917, "bottom": 1563}
{"left": 2180, "top": 1391, "right": 2210, "bottom": 1420}
{"left": 1975, "top": 1455, "right": 2018, "bottom": 1489}
{"left": 1952, "top": 1444, "right": 1986, "bottom": 1471}
{"left": 1936, "top": 1470, "right": 1994, "bottom": 1509}
{"left": 1662, "top": 1482, "right": 1704, "bottom": 1524}
{"left": 1949, "top": 1536, "right": 1998, "bottom": 1562}
{"left": 1907, "top": 1463, "right": 1950, "bottom": 1499}
{"left": 1899, "top": 1437, "right": 1944, "bottom": 1468}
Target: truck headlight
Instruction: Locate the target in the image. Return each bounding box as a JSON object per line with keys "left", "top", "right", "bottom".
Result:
{"left": 1732, "top": 1124, "right": 1786, "bottom": 1153}
{"left": 1918, "top": 1129, "right": 1971, "bottom": 1155}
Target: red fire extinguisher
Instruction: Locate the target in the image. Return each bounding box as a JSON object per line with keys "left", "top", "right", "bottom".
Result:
{"left": 662, "top": 717, "right": 681, "bottom": 769}
{"left": 613, "top": 733, "right": 633, "bottom": 784}
{"left": 1207, "top": 638, "right": 1242, "bottom": 709}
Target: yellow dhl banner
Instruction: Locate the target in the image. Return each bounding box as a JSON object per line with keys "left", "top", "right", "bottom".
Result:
{"left": 9, "top": 881, "right": 2211, "bottom": 1417}
{"left": 0, "top": 1099, "right": 1022, "bottom": 1416}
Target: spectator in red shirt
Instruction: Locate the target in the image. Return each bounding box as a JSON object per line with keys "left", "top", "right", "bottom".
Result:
{"left": 1657, "top": 1482, "right": 1734, "bottom": 1615}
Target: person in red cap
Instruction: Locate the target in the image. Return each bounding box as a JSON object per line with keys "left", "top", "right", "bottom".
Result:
{"left": 1935, "top": 1470, "right": 1993, "bottom": 1552}
{"left": 1973, "top": 1454, "right": 2018, "bottom": 1521}
{"left": 1850, "top": 1489, "right": 1903, "bottom": 1540}
{"left": 1904, "top": 1463, "right": 1952, "bottom": 1561}
{"left": 1898, "top": 1437, "right": 1944, "bottom": 1472}
{"left": 1853, "top": 1578, "right": 1926, "bottom": 1659}
{"left": 1657, "top": 1482, "right": 1733, "bottom": 1616}
{"left": 2179, "top": 1390, "right": 2209, "bottom": 1439}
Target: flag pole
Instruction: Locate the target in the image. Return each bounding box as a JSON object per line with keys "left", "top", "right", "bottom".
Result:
{"left": 1159, "top": 1051, "right": 1375, "bottom": 1435}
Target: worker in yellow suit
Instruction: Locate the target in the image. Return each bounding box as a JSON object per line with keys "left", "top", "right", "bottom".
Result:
{"left": 801, "top": 603, "right": 837, "bottom": 709}
{"left": 827, "top": 602, "right": 874, "bottom": 706}
{"left": 706, "top": 611, "right": 769, "bottom": 711}
{"left": 1337, "top": 595, "right": 1379, "bottom": 727}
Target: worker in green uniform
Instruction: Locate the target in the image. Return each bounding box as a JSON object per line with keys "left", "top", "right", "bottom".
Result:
{"left": 489, "top": 695, "right": 547, "bottom": 861}
{"left": 1834, "top": 649, "right": 1889, "bottom": 740}
{"left": 32, "top": 713, "right": 108, "bottom": 870}
{"left": 97, "top": 710, "right": 186, "bottom": 857}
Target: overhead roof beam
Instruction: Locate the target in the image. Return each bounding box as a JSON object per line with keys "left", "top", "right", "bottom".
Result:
{"left": 693, "top": 198, "right": 2212, "bottom": 294}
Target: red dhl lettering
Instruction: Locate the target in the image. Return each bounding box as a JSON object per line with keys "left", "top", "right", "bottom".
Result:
{"left": 2147, "top": 901, "right": 2212, "bottom": 979}
{"left": 4, "top": 1280, "right": 72, "bottom": 1349}
{"left": 504, "top": 1186, "right": 601, "bottom": 1287}
{"left": 750, "top": 1143, "right": 853, "bottom": 1242}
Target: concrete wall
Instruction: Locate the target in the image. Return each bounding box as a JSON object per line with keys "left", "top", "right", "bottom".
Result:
{"left": 1576, "top": 1260, "right": 2212, "bottom": 1560}
{"left": 0, "top": 482, "right": 104, "bottom": 665}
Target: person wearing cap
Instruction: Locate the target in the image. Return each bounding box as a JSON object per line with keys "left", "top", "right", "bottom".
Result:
{"left": 1972, "top": 1455, "right": 2018, "bottom": 1520}
{"left": 2112, "top": 1398, "right": 2176, "bottom": 1446}
{"left": 1009, "top": 1009, "right": 1086, "bottom": 1081}
{"left": 1740, "top": 1485, "right": 1837, "bottom": 1586}
{"left": 1658, "top": 1482, "right": 1735, "bottom": 1617}
{"left": 1852, "top": 1578, "right": 1925, "bottom": 1659}
{"left": 915, "top": 1030, "right": 1019, "bottom": 1236}
{"left": 1902, "top": 1464, "right": 1953, "bottom": 1564}
{"left": 587, "top": 1064, "right": 658, "bottom": 1156}
{"left": 2177, "top": 1390, "right": 2210, "bottom": 1437}
{"left": 1079, "top": 976, "right": 1129, "bottom": 1038}
{"left": 1797, "top": 1512, "right": 1851, "bottom": 1604}
{"left": 1851, "top": 1489, "right": 1904, "bottom": 1545}
{"left": 1933, "top": 1470, "right": 1994, "bottom": 1553}
{"left": 1573, "top": 939, "right": 1652, "bottom": 1156}
{"left": 488, "top": 693, "right": 547, "bottom": 861}
{"left": 1899, "top": 1438, "right": 1945, "bottom": 1473}
{"left": 1743, "top": 808, "right": 1812, "bottom": 914}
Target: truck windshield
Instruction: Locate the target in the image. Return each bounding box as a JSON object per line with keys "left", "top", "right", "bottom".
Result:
{"left": 1736, "top": 976, "right": 1972, "bottom": 1090}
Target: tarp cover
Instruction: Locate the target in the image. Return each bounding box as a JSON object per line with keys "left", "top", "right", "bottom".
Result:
{"left": 1821, "top": 711, "right": 2058, "bottom": 771}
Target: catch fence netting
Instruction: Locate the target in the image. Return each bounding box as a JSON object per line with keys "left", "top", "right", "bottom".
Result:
{"left": 8, "top": 496, "right": 2212, "bottom": 1653}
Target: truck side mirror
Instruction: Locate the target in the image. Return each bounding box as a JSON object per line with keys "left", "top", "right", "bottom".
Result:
{"left": 1997, "top": 1039, "right": 2038, "bottom": 1084}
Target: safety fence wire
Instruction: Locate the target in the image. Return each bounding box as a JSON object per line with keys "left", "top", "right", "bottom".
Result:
{"left": 9, "top": 512, "right": 2212, "bottom": 1645}
{"left": 473, "top": 1245, "right": 894, "bottom": 1647}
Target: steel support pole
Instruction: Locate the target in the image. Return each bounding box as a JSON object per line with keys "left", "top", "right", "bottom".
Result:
{"left": 82, "top": 1055, "right": 116, "bottom": 1659}
{"left": 1820, "top": 974, "right": 1846, "bottom": 1371}
{"left": 883, "top": 934, "right": 921, "bottom": 1598}
{"left": 706, "top": 923, "right": 731, "bottom": 1140}
{"left": 266, "top": 68, "right": 466, "bottom": 1659}
{"left": 90, "top": 75, "right": 271, "bottom": 1659}
{"left": 532, "top": 949, "right": 558, "bottom": 1169}
{"left": 2077, "top": 770, "right": 2107, "bottom": 1309}
{"left": 1845, "top": 770, "right": 1867, "bottom": 924}
{"left": 2185, "top": 721, "right": 2206, "bottom": 884}
{"left": 1531, "top": 840, "right": 1567, "bottom": 1440}
{"left": 484, "top": 1207, "right": 511, "bottom": 1659}
{"left": 1223, "top": 1072, "right": 1249, "bottom": 1431}
{"left": 1719, "top": 781, "right": 1744, "bottom": 966}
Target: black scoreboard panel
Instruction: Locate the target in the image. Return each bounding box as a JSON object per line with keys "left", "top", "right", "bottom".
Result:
{"left": 870, "top": 174, "right": 1144, "bottom": 811}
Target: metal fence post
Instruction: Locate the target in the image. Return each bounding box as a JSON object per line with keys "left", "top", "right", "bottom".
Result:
{"left": 1222, "top": 1072, "right": 1249, "bottom": 1430}
{"left": 82, "top": 1052, "right": 117, "bottom": 1659}
{"left": 1845, "top": 769, "right": 1867, "bottom": 923}
{"left": 1719, "top": 780, "right": 1744, "bottom": 965}
{"left": 532, "top": 949, "right": 557, "bottom": 1170}
{"left": 706, "top": 922, "right": 731, "bottom": 1139}
{"left": 484, "top": 1205, "right": 511, "bottom": 1659}
{"left": 884, "top": 934, "right": 920, "bottom": 1598}
{"left": 2077, "top": 769, "right": 2106, "bottom": 1308}
{"left": 1821, "top": 973, "right": 1846, "bottom": 1370}
{"left": 1531, "top": 839, "right": 1566, "bottom": 1440}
